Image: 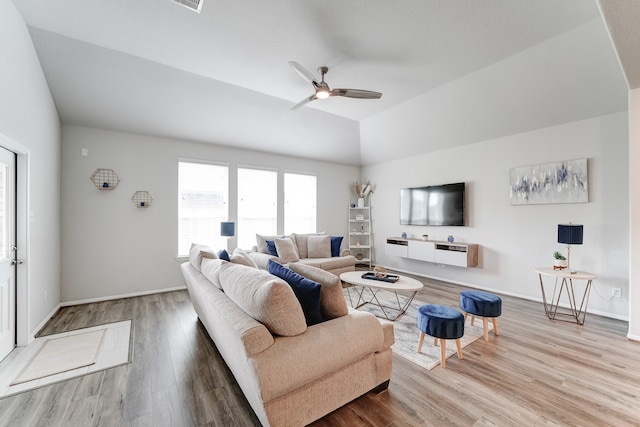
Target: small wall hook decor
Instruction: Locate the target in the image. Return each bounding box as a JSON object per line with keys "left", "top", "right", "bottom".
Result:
{"left": 131, "top": 191, "right": 153, "bottom": 208}
{"left": 91, "top": 168, "right": 120, "bottom": 190}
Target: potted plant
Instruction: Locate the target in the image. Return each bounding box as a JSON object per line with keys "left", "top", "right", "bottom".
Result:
{"left": 553, "top": 251, "right": 567, "bottom": 270}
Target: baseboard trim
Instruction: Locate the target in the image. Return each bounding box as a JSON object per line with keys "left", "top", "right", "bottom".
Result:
{"left": 60, "top": 286, "right": 187, "bottom": 308}
{"left": 386, "top": 267, "right": 629, "bottom": 322}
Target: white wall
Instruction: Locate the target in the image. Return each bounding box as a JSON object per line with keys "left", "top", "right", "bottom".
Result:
{"left": 61, "top": 125, "right": 359, "bottom": 303}
{"left": 629, "top": 88, "right": 640, "bottom": 338}
{"left": 363, "top": 112, "right": 629, "bottom": 319}
{"left": 0, "top": 0, "right": 61, "bottom": 337}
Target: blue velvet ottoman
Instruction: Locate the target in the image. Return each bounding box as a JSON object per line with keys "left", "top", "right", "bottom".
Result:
{"left": 416, "top": 304, "right": 465, "bottom": 368}
{"left": 459, "top": 290, "right": 502, "bottom": 342}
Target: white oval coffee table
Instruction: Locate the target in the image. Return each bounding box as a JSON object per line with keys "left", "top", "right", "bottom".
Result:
{"left": 340, "top": 271, "right": 423, "bottom": 321}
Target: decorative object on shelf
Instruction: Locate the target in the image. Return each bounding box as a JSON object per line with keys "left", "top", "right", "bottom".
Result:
{"left": 131, "top": 191, "right": 153, "bottom": 208}
{"left": 553, "top": 251, "right": 567, "bottom": 270}
{"left": 558, "top": 223, "right": 583, "bottom": 274}
{"left": 90, "top": 168, "right": 120, "bottom": 190}
{"left": 353, "top": 181, "right": 374, "bottom": 208}
{"left": 422, "top": 234, "right": 429, "bottom": 241}
{"left": 356, "top": 253, "right": 364, "bottom": 260}
{"left": 373, "top": 265, "right": 387, "bottom": 277}
{"left": 509, "top": 158, "right": 588, "bottom": 205}
{"left": 447, "top": 235, "right": 454, "bottom": 243}
{"left": 355, "top": 214, "right": 365, "bottom": 221}
{"left": 350, "top": 203, "right": 356, "bottom": 208}
{"left": 401, "top": 232, "right": 407, "bottom": 238}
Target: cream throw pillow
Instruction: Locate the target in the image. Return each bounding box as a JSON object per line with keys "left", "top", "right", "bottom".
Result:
{"left": 274, "top": 238, "right": 300, "bottom": 263}
{"left": 287, "top": 263, "right": 349, "bottom": 319}
{"left": 231, "top": 247, "right": 259, "bottom": 268}
{"left": 307, "top": 235, "right": 331, "bottom": 258}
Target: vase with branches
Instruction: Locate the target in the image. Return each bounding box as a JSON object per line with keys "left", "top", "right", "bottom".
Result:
{"left": 353, "top": 181, "right": 373, "bottom": 207}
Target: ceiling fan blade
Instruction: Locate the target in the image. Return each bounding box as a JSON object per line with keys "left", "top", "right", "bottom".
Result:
{"left": 291, "top": 94, "right": 316, "bottom": 110}
{"left": 288, "top": 61, "right": 319, "bottom": 87}
{"left": 331, "top": 88, "right": 382, "bottom": 99}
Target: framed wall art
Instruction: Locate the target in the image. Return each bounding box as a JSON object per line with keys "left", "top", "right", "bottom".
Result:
{"left": 509, "top": 158, "right": 588, "bottom": 205}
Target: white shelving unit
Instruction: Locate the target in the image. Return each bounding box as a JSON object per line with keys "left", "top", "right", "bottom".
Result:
{"left": 349, "top": 201, "right": 373, "bottom": 267}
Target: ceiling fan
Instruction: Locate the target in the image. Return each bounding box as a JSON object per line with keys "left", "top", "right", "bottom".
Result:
{"left": 288, "top": 61, "right": 382, "bottom": 110}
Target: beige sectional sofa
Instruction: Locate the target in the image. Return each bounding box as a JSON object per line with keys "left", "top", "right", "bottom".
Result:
{"left": 249, "top": 232, "right": 356, "bottom": 276}
{"left": 181, "top": 245, "right": 393, "bottom": 427}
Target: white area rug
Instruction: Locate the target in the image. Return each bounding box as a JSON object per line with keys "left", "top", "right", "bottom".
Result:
{"left": 11, "top": 329, "right": 105, "bottom": 385}
{"left": 345, "top": 289, "right": 492, "bottom": 370}
{"left": 0, "top": 320, "right": 132, "bottom": 398}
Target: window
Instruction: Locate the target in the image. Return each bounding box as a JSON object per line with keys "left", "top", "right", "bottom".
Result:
{"left": 178, "top": 161, "right": 228, "bottom": 256}
{"left": 237, "top": 168, "right": 277, "bottom": 249}
{"left": 284, "top": 173, "right": 316, "bottom": 234}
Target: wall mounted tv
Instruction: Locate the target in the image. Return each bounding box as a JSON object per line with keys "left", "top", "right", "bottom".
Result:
{"left": 400, "top": 182, "right": 465, "bottom": 226}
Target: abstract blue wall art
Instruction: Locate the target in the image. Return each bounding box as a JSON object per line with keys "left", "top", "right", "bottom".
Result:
{"left": 509, "top": 159, "right": 588, "bottom": 205}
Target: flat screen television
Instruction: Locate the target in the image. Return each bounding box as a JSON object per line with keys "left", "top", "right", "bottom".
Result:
{"left": 400, "top": 182, "right": 465, "bottom": 226}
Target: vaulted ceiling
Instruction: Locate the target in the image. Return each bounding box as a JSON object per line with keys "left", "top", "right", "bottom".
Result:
{"left": 12, "top": 0, "right": 633, "bottom": 165}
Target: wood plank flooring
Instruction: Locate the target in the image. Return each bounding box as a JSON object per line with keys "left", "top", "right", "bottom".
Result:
{"left": 1, "top": 275, "right": 639, "bottom": 426}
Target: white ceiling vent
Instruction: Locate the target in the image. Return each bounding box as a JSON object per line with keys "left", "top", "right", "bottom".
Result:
{"left": 172, "top": 0, "right": 203, "bottom": 13}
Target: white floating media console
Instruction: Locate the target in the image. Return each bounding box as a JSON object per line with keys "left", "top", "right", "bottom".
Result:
{"left": 386, "top": 237, "right": 478, "bottom": 268}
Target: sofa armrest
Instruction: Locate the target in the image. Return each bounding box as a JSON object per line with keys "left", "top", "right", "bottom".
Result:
{"left": 248, "top": 251, "right": 280, "bottom": 270}
{"left": 251, "top": 310, "right": 391, "bottom": 401}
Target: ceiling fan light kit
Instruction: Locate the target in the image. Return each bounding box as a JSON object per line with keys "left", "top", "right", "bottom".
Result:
{"left": 288, "top": 61, "right": 382, "bottom": 110}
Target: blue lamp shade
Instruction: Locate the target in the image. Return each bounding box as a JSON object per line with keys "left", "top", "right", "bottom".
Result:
{"left": 220, "top": 221, "right": 235, "bottom": 237}
{"left": 558, "top": 224, "right": 583, "bottom": 245}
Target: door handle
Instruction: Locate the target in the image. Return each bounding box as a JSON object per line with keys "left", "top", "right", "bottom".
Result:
{"left": 11, "top": 259, "right": 24, "bottom": 265}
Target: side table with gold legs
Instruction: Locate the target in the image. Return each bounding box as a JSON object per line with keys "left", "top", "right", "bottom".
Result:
{"left": 535, "top": 267, "right": 596, "bottom": 325}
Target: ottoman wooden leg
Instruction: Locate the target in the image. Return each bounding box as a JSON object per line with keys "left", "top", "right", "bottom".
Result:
{"left": 492, "top": 318, "right": 499, "bottom": 336}
{"left": 440, "top": 339, "right": 447, "bottom": 368}
{"left": 455, "top": 339, "right": 463, "bottom": 360}
{"left": 417, "top": 332, "right": 425, "bottom": 353}
{"left": 482, "top": 317, "right": 489, "bottom": 341}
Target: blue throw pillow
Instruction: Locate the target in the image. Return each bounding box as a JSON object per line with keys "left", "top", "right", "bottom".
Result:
{"left": 268, "top": 260, "right": 325, "bottom": 326}
{"left": 217, "top": 249, "right": 230, "bottom": 262}
{"left": 330, "top": 236, "right": 343, "bottom": 257}
{"left": 265, "top": 240, "right": 278, "bottom": 256}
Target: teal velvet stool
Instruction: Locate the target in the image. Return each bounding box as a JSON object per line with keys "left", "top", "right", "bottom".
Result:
{"left": 416, "top": 304, "right": 465, "bottom": 368}
{"left": 459, "top": 290, "right": 502, "bottom": 342}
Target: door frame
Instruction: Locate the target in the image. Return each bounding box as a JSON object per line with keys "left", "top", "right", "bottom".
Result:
{"left": 0, "top": 131, "right": 30, "bottom": 347}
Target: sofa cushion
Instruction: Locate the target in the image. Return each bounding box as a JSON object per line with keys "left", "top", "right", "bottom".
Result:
{"left": 268, "top": 260, "right": 324, "bottom": 326}
{"left": 201, "top": 257, "right": 228, "bottom": 289}
{"left": 189, "top": 243, "right": 215, "bottom": 272}
{"left": 298, "top": 256, "right": 355, "bottom": 272}
{"left": 330, "top": 236, "right": 343, "bottom": 257}
{"left": 217, "top": 249, "right": 231, "bottom": 262}
{"left": 308, "top": 235, "right": 331, "bottom": 258}
{"left": 220, "top": 263, "right": 307, "bottom": 336}
{"left": 274, "top": 238, "right": 300, "bottom": 264}
{"left": 287, "top": 263, "right": 349, "bottom": 320}
{"left": 231, "top": 247, "right": 259, "bottom": 268}
{"left": 291, "top": 232, "right": 325, "bottom": 259}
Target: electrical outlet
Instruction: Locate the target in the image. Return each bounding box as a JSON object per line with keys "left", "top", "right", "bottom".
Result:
{"left": 612, "top": 288, "right": 622, "bottom": 298}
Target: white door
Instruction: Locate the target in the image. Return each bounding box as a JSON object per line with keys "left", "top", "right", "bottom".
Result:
{"left": 0, "top": 147, "right": 16, "bottom": 361}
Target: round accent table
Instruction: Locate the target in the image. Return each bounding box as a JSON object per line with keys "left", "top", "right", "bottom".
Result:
{"left": 535, "top": 267, "right": 596, "bottom": 325}
{"left": 340, "top": 271, "right": 423, "bottom": 321}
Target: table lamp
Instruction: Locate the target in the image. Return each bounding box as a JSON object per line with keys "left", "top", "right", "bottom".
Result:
{"left": 221, "top": 221, "right": 235, "bottom": 250}
{"left": 557, "top": 223, "right": 583, "bottom": 274}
